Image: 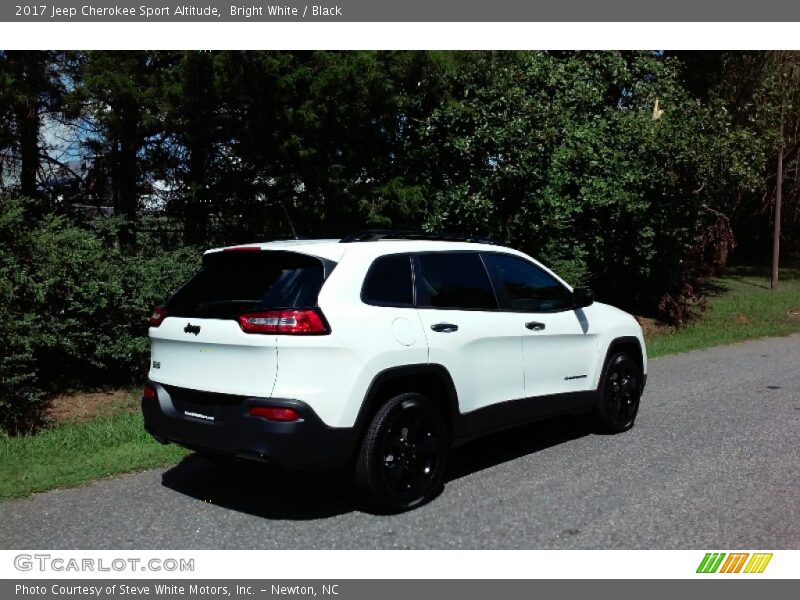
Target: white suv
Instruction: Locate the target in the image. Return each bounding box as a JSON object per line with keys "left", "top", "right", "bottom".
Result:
{"left": 143, "top": 230, "right": 647, "bottom": 511}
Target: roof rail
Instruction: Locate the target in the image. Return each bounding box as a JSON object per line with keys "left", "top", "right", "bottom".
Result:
{"left": 340, "top": 229, "right": 505, "bottom": 245}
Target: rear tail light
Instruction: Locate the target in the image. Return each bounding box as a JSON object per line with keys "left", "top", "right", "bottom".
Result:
{"left": 143, "top": 384, "right": 157, "bottom": 400}
{"left": 149, "top": 305, "right": 167, "bottom": 327}
{"left": 248, "top": 406, "right": 301, "bottom": 422}
{"left": 223, "top": 246, "right": 262, "bottom": 252}
{"left": 238, "top": 309, "right": 329, "bottom": 335}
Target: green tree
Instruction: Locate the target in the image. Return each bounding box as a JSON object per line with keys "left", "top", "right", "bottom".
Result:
{"left": 68, "top": 51, "right": 177, "bottom": 246}
{"left": 403, "top": 52, "right": 761, "bottom": 320}
{"left": 679, "top": 51, "right": 800, "bottom": 278}
{"left": 0, "top": 51, "right": 66, "bottom": 197}
{"left": 766, "top": 52, "right": 800, "bottom": 288}
{"left": 161, "top": 51, "right": 223, "bottom": 245}
{"left": 201, "top": 51, "right": 427, "bottom": 242}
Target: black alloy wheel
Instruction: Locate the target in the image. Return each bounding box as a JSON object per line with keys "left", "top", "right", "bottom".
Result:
{"left": 355, "top": 393, "right": 449, "bottom": 512}
{"left": 594, "top": 352, "right": 642, "bottom": 433}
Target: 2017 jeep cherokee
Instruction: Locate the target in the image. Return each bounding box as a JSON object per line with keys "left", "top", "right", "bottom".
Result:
{"left": 142, "top": 230, "right": 647, "bottom": 511}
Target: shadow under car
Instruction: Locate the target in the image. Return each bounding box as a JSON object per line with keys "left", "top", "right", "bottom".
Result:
{"left": 160, "top": 413, "right": 594, "bottom": 520}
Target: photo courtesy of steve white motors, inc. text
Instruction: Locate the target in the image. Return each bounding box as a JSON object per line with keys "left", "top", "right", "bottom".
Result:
{"left": 13, "top": 3, "right": 345, "bottom": 18}
{"left": 14, "top": 584, "right": 280, "bottom": 599}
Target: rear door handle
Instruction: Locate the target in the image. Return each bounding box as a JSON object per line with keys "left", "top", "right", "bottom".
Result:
{"left": 525, "top": 321, "right": 546, "bottom": 331}
{"left": 431, "top": 323, "right": 459, "bottom": 333}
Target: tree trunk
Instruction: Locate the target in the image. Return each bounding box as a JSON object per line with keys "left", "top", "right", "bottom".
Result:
{"left": 12, "top": 52, "right": 43, "bottom": 198}
{"left": 16, "top": 97, "right": 39, "bottom": 197}
{"left": 184, "top": 186, "right": 208, "bottom": 246}
{"left": 116, "top": 102, "right": 139, "bottom": 248}
{"left": 184, "top": 141, "right": 210, "bottom": 245}
{"left": 770, "top": 117, "right": 784, "bottom": 289}
{"left": 181, "top": 52, "right": 216, "bottom": 246}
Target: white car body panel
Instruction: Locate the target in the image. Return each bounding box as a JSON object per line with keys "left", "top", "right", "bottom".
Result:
{"left": 148, "top": 318, "right": 278, "bottom": 398}
{"left": 309, "top": 246, "right": 429, "bottom": 427}
{"left": 416, "top": 307, "right": 524, "bottom": 414}
{"left": 508, "top": 308, "right": 600, "bottom": 397}
{"left": 583, "top": 301, "right": 648, "bottom": 389}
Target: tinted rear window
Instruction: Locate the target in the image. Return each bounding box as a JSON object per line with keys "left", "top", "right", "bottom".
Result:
{"left": 166, "top": 251, "right": 329, "bottom": 319}
{"left": 361, "top": 254, "right": 414, "bottom": 306}
{"left": 415, "top": 252, "right": 498, "bottom": 310}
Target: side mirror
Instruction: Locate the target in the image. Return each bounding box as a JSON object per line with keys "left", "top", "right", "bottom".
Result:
{"left": 573, "top": 287, "right": 594, "bottom": 309}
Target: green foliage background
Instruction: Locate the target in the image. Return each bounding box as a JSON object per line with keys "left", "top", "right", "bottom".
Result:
{"left": 0, "top": 197, "right": 198, "bottom": 433}
{"left": 404, "top": 53, "right": 764, "bottom": 309}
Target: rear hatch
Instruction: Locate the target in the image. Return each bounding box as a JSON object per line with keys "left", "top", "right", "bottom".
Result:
{"left": 148, "top": 249, "right": 332, "bottom": 398}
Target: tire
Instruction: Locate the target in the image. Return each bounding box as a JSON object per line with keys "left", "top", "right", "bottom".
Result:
{"left": 354, "top": 392, "right": 449, "bottom": 512}
{"left": 593, "top": 351, "right": 642, "bottom": 433}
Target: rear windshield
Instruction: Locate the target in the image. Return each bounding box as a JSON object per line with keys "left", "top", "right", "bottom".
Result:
{"left": 166, "top": 250, "right": 331, "bottom": 320}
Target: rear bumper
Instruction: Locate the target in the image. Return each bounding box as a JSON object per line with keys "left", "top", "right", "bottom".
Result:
{"left": 142, "top": 381, "right": 358, "bottom": 471}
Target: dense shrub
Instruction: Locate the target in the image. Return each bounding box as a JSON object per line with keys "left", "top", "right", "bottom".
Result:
{"left": 0, "top": 196, "right": 199, "bottom": 434}
{"left": 401, "top": 52, "right": 763, "bottom": 319}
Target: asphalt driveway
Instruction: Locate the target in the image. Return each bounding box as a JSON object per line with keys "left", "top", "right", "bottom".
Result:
{"left": 2, "top": 334, "right": 798, "bottom": 549}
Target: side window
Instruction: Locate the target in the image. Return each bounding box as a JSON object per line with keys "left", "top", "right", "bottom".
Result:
{"left": 415, "top": 252, "right": 498, "bottom": 310}
{"left": 482, "top": 253, "right": 574, "bottom": 313}
{"left": 361, "top": 254, "right": 414, "bottom": 306}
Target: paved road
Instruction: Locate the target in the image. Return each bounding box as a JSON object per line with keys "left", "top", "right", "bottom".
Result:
{"left": 2, "top": 335, "right": 799, "bottom": 549}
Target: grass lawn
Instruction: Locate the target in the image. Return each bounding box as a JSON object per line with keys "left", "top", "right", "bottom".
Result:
{"left": 0, "top": 412, "right": 188, "bottom": 501}
{"left": 645, "top": 265, "right": 800, "bottom": 358}
{"left": 1, "top": 264, "right": 799, "bottom": 502}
